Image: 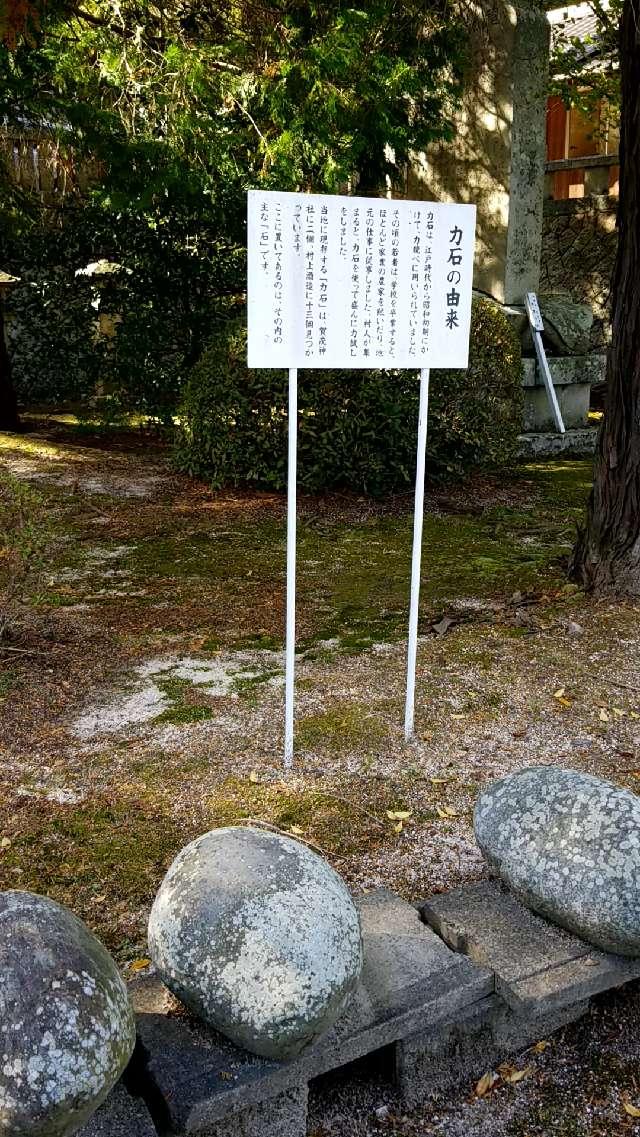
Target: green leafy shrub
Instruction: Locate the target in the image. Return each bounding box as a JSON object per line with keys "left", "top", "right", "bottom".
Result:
{"left": 4, "top": 199, "right": 245, "bottom": 422}
{"left": 174, "top": 298, "right": 522, "bottom": 495}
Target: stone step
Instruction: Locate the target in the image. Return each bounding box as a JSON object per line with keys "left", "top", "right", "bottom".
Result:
{"left": 421, "top": 878, "right": 640, "bottom": 1015}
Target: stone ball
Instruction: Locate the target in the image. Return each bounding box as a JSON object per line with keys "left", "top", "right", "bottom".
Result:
{"left": 475, "top": 766, "right": 640, "bottom": 956}
{"left": 148, "top": 826, "right": 363, "bottom": 1059}
{"left": 0, "top": 891, "right": 136, "bottom": 1136}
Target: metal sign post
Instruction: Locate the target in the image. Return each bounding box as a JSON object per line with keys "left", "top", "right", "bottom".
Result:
{"left": 525, "top": 292, "right": 566, "bottom": 435}
{"left": 404, "top": 368, "right": 430, "bottom": 741}
{"left": 284, "top": 368, "right": 298, "bottom": 768}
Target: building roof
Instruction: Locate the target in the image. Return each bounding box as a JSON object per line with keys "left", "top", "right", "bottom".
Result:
{"left": 549, "top": 3, "right": 608, "bottom": 62}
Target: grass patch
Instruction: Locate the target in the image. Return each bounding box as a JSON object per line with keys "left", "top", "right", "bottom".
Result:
{"left": 297, "top": 702, "right": 389, "bottom": 752}
{"left": 0, "top": 793, "right": 197, "bottom": 958}
{"left": 154, "top": 676, "right": 215, "bottom": 725}
{"left": 207, "top": 775, "right": 410, "bottom": 858}
{"left": 3, "top": 446, "right": 594, "bottom": 656}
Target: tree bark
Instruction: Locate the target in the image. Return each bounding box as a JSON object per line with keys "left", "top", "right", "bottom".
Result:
{"left": 570, "top": 0, "right": 640, "bottom": 594}
{"left": 0, "top": 304, "right": 20, "bottom": 432}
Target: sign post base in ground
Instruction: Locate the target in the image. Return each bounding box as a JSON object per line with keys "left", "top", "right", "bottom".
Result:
{"left": 404, "top": 368, "right": 430, "bottom": 741}
{"left": 284, "top": 367, "right": 298, "bottom": 768}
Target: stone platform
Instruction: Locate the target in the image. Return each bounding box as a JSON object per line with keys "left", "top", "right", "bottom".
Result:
{"left": 82, "top": 883, "right": 640, "bottom": 1136}
{"left": 517, "top": 427, "right": 598, "bottom": 457}
{"left": 518, "top": 352, "right": 604, "bottom": 457}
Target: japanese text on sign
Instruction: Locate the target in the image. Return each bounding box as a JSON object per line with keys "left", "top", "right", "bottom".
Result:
{"left": 247, "top": 191, "right": 476, "bottom": 370}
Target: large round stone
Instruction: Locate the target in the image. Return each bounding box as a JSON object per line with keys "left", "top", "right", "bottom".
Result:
{"left": 474, "top": 767, "right": 640, "bottom": 956}
{"left": 0, "top": 891, "right": 136, "bottom": 1136}
{"left": 148, "top": 827, "right": 363, "bottom": 1059}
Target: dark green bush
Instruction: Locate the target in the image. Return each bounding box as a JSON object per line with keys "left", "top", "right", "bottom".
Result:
{"left": 174, "top": 298, "right": 522, "bottom": 495}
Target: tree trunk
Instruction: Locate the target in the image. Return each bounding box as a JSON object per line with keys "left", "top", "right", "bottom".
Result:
{"left": 569, "top": 0, "right": 640, "bottom": 593}
{"left": 0, "top": 304, "right": 20, "bottom": 432}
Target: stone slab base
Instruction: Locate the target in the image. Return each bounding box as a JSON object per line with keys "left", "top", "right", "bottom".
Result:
{"left": 517, "top": 427, "right": 597, "bottom": 457}
{"left": 205, "top": 1086, "right": 309, "bottom": 1137}
{"left": 421, "top": 879, "right": 640, "bottom": 1015}
{"left": 86, "top": 884, "right": 640, "bottom": 1134}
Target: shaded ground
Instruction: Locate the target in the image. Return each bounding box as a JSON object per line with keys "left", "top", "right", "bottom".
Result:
{"left": 2, "top": 418, "right": 640, "bottom": 1135}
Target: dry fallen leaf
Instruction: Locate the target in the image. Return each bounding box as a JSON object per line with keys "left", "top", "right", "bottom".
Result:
{"left": 532, "top": 1040, "right": 550, "bottom": 1054}
{"left": 129, "top": 958, "right": 151, "bottom": 973}
{"left": 249, "top": 770, "right": 260, "bottom": 783}
{"left": 386, "top": 811, "right": 412, "bottom": 821}
{"left": 599, "top": 708, "right": 611, "bottom": 722}
{"left": 0, "top": 837, "right": 11, "bottom": 850}
{"left": 553, "top": 687, "right": 566, "bottom": 699}
{"left": 435, "top": 804, "right": 458, "bottom": 818}
{"left": 289, "top": 825, "right": 304, "bottom": 836}
{"left": 622, "top": 1100, "right": 640, "bottom": 1118}
{"left": 504, "top": 1065, "right": 534, "bottom": 1084}
{"left": 475, "top": 1071, "right": 498, "bottom": 1097}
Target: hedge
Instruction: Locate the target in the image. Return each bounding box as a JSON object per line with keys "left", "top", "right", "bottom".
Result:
{"left": 174, "top": 297, "right": 523, "bottom": 495}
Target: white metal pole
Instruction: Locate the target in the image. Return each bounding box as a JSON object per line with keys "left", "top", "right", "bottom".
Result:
{"left": 404, "top": 368, "right": 430, "bottom": 741}
{"left": 284, "top": 367, "right": 298, "bottom": 768}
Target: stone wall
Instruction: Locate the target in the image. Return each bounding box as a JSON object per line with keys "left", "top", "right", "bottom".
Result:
{"left": 541, "top": 196, "right": 618, "bottom": 351}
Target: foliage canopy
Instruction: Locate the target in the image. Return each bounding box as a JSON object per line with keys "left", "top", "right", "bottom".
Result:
{"left": 549, "top": 0, "right": 622, "bottom": 120}
{"left": 1, "top": 0, "right": 465, "bottom": 211}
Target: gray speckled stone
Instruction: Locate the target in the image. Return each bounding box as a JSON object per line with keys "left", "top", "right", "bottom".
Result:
{"left": 0, "top": 891, "right": 136, "bottom": 1137}
{"left": 474, "top": 767, "right": 640, "bottom": 957}
{"left": 148, "top": 827, "right": 363, "bottom": 1060}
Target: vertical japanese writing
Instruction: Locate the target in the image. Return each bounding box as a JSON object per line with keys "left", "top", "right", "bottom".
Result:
{"left": 409, "top": 210, "right": 421, "bottom": 358}
{"left": 389, "top": 208, "right": 400, "bottom": 359}
{"left": 319, "top": 204, "right": 329, "bottom": 357}
{"left": 339, "top": 206, "right": 349, "bottom": 259}
{"left": 260, "top": 200, "right": 270, "bottom": 275}
{"left": 304, "top": 202, "right": 316, "bottom": 358}
{"left": 376, "top": 208, "right": 387, "bottom": 358}
{"left": 292, "top": 202, "right": 302, "bottom": 255}
{"left": 445, "top": 223, "right": 464, "bottom": 331}
{"left": 364, "top": 206, "right": 374, "bottom": 360}
{"left": 350, "top": 206, "right": 360, "bottom": 357}
{"left": 273, "top": 201, "right": 283, "bottom": 345}
{"left": 421, "top": 210, "right": 434, "bottom": 353}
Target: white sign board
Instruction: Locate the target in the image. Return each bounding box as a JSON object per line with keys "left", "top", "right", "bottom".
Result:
{"left": 247, "top": 191, "right": 476, "bottom": 370}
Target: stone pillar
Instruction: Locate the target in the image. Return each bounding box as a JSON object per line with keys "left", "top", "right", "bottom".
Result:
{"left": 504, "top": 4, "right": 551, "bottom": 304}
{"left": 407, "top": 1, "right": 550, "bottom": 305}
